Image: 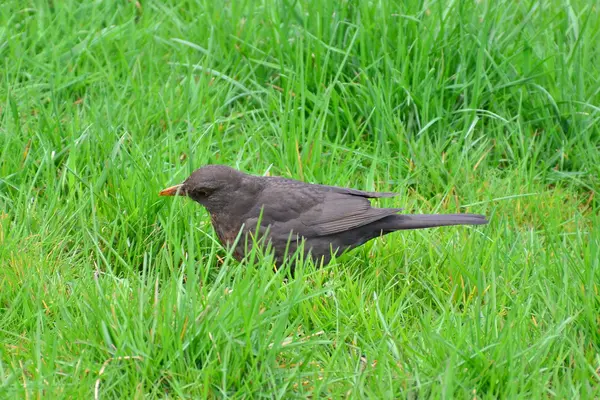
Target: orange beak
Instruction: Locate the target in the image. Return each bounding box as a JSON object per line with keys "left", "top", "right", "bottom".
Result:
{"left": 159, "top": 184, "right": 185, "bottom": 196}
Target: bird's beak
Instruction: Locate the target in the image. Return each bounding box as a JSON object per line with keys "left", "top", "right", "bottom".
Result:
{"left": 159, "top": 184, "right": 185, "bottom": 196}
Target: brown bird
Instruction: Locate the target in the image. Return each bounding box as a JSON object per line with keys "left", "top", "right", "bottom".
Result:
{"left": 160, "top": 165, "right": 488, "bottom": 268}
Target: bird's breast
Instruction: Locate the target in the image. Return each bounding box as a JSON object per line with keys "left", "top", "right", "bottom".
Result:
{"left": 210, "top": 213, "right": 240, "bottom": 246}
{"left": 210, "top": 212, "right": 256, "bottom": 261}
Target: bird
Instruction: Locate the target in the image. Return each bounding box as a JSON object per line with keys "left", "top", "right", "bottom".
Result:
{"left": 159, "top": 164, "right": 488, "bottom": 269}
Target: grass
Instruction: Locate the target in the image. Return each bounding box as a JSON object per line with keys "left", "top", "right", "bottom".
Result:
{"left": 1, "top": 0, "right": 599, "bottom": 397}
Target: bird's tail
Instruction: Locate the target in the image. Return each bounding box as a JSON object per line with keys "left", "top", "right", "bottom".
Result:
{"left": 381, "top": 213, "right": 488, "bottom": 231}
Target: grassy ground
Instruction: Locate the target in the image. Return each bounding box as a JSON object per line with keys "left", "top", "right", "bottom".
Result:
{"left": 1, "top": 0, "right": 599, "bottom": 398}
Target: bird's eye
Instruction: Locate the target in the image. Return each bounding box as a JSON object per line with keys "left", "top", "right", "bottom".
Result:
{"left": 195, "top": 188, "right": 214, "bottom": 197}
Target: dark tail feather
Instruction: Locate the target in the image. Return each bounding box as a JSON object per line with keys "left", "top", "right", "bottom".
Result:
{"left": 382, "top": 213, "right": 488, "bottom": 231}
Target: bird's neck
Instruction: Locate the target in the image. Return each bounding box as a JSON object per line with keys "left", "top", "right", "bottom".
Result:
{"left": 203, "top": 177, "right": 264, "bottom": 218}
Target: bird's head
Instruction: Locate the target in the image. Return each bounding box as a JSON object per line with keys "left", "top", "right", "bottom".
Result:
{"left": 159, "top": 164, "right": 244, "bottom": 210}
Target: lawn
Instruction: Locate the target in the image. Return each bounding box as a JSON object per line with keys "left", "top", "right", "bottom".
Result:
{"left": 1, "top": 0, "right": 599, "bottom": 398}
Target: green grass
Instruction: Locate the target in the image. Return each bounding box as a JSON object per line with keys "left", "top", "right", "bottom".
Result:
{"left": 1, "top": 0, "right": 599, "bottom": 397}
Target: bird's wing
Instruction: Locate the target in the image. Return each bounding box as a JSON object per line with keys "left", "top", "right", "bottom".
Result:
{"left": 298, "top": 191, "right": 402, "bottom": 236}
{"left": 249, "top": 181, "right": 401, "bottom": 237}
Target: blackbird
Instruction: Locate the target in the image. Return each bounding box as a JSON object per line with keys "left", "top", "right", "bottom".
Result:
{"left": 160, "top": 165, "right": 488, "bottom": 267}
